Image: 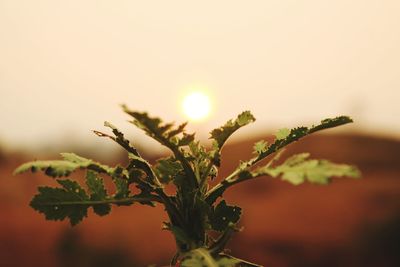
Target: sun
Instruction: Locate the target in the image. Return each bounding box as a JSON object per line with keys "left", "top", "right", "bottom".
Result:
{"left": 182, "top": 91, "right": 211, "bottom": 121}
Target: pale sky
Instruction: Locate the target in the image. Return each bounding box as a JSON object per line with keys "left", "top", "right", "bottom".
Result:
{"left": 1, "top": 0, "right": 399, "bottom": 152}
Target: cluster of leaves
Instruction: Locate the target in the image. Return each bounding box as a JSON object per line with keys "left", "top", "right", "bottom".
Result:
{"left": 14, "top": 106, "right": 360, "bottom": 267}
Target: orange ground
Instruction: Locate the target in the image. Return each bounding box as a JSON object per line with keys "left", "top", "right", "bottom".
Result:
{"left": 1, "top": 134, "right": 399, "bottom": 267}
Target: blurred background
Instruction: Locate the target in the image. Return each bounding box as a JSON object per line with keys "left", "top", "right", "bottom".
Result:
{"left": 1, "top": 1, "right": 399, "bottom": 266}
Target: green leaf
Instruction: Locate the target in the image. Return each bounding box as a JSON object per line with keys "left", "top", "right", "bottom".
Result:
{"left": 93, "top": 123, "right": 162, "bottom": 188}
{"left": 255, "top": 116, "right": 354, "bottom": 163}
{"left": 258, "top": 127, "right": 309, "bottom": 160}
{"left": 181, "top": 248, "right": 219, "bottom": 267}
{"left": 60, "top": 152, "right": 92, "bottom": 164}
{"left": 207, "top": 111, "right": 255, "bottom": 170}
{"left": 125, "top": 109, "right": 164, "bottom": 135}
{"left": 123, "top": 105, "right": 197, "bottom": 188}
{"left": 309, "top": 116, "right": 353, "bottom": 133}
{"left": 189, "top": 141, "right": 206, "bottom": 158}
{"left": 127, "top": 153, "right": 161, "bottom": 188}
{"left": 30, "top": 179, "right": 90, "bottom": 226}
{"left": 216, "top": 257, "right": 240, "bottom": 267}
{"left": 206, "top": 116, "right": 356, "bottom": 204}
{"left": 113, "top": 176, "right": 130, "bottom": 200}
{"left": 218, "top": 255, "right": 261, "bottom": 267}
{"left": 94, "top": 121, "right": 140, "bottom": 155}
{"left": 154, "top": 157, "right": 184, "bottom": 184}
{"left": 181, "top": 248, "right": 240, "bottom": 267}
{"left": 210, "top": 111, "right": 255, "bottom": 151}
{"left": 253, "top": 140, "right": 268, "bottom": 155}
{"left": 14, "top": 106, "right": 360, "bottom": 267}
{"left": 85, "top": 171, "right": 111, "bottom": 216}
{"left": 260, "top": 153, "right": 361, "bottom": 185}
{"left": 189, "top": 141, "right": 216, "bottom": 182}
{"left": 178, "top": 133, "right": 196, "bottom": 146}
{"left": 14, "top": 153, "right": 117, "bottom": 178}
{"left": 209, "top": 200, "right": 242, "bottom": 232}
{"left": 167, "top": 122, "right": 188, "bottom": 138}
{"left": 61, "top": 152, "right": 115, "bottom": 175}
{"left": 14, "top": 160, "right": 80, "bottom": 177}
{"left": 123, "top": 106, "right": 194, "bottom": 148}
{"left": 275, "top": 128, "right": 290, "bottom": 140}
{"left": 86, "top": 171, "right": 107, "bottom": 199}
{"left": 30, "top": 171, "right": 157, "bottom": 226}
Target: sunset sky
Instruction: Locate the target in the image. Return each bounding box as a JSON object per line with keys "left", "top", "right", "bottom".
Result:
{"left": 1, "top": 0, "right": 399, "bottom": 152}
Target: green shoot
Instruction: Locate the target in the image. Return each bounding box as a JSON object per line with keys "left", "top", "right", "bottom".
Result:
{"left": 14, "top": 106, "right": 360, "bottom": 266}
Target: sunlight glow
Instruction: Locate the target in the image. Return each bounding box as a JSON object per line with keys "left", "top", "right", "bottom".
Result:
{"left": 182, "top": 91, "right": 211, "bottom": 121}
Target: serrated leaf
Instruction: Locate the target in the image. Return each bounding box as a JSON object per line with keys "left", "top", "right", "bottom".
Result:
{"left": 14, "top": 153, "right": 116, "bottom": 178}
{"left": 125, "top": 109, "right": 164, "bottom": 135}
{"left": 256, "top": 117, "right": 354, "bottom": 163}
{"left": 207, "top": 111, "right": 255, "bottom": 170}
{"left": 275, "top": 128, "right": 290, "bottom": 140}
{"left": 189, "top": 141, "right": 204, "bottom": 157}
{"left": 113, "top": 176, "right": 130, "bottom": 200}
{"left": 178, "top": 133, "right": 196, "bottom": 146}
{"left": 264, "top": 126, "right": 309, "bottom": 157}
{"left": 167, "top": 122, "right": 188, "bottom": 138}
{"left": 86, "top": 171, "right": 107, "bottom": 199}
{"left": 154, "top": 157, "right": 184, "bottom": 184}
{"left": 187, "top": 141, "right": 217, "bottom": 185}
{"left": 284, "top": 152, "right": 310, "bottom": 165}
{"left": 30, "top": 174, "right": 156, "bottom": 225}
{"left": 253, "top": 140, "right": 268, "bottom": 155}
{"left": 15, "top": 107, "right": 360, "bottom": 266}
{"left": 309, "top": 116, "right": 353, "bottom": 133}
{"left": 210, "top": 111, "right": 255, "bottom": 150}
{"left": 85, "top": 171, "right": 111, "bottom": 216}
{"left": 127, "top": 153, "right": 161, "bottom": 188}
{"left": 262, "top": 153, "right": 361, "bottom": 185}
{"left": 14, "top": 160, "right": 80, "bottom": 177}
{"left": 123, "top": 105, "right": 197, "bottom": 187}
{"left": 206, "top": 116, "right": 356, "bottom": 205}
{"left": 94, "top": 121, "right": 140, "bottom": 155}
{"left": 209, "top": 200, "right": 242, "bottom": 232}
{"left": 60, "top": 152, "right": 92, "bottom": 164}
{"left": 61, "top": 152, "right": 115, "bottom": 175}
{"left": 30, "top": 179, "right": 90, "bottom": 225}
{"left": 124, "top": 107, "right": 195, "bottom": 147}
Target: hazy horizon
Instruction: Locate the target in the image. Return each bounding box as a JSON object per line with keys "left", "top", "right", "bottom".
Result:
{"left": 1, "top": 1, "right": 399, "bottom": 151}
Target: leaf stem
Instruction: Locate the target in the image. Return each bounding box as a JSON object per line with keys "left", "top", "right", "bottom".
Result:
{"left": 209, "top": 224, "right": 236, "bottom": 255}
{"left": 219, "top": 254, "right": 263, "bottom": 267}
{"left": 155, "top": 188, "right": 185, "bottom": 227}
{"left": 205, "top": 117, "right": 353, "bottom": 204}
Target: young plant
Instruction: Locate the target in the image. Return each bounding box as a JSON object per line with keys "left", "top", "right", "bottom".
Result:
{"left": 14, "top": 106, "right": 360, "bottom": 267}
